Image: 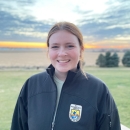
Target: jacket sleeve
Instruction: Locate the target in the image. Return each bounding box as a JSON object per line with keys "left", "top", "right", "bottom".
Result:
{"left": 97, "top": 85, "right": 121, "bottom": 130}
{"left": 11, "top": 82, "right": 28, "bottom": 130}
{"left": 97, "top": 109, "right": 121, "bottom": 130}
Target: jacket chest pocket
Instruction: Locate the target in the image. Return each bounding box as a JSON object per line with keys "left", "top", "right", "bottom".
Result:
{"left": 54, "top": 95, "right": 97, "bottom": 130}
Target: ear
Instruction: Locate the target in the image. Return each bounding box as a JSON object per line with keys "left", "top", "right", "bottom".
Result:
{"left": 80, "top": 46, "right": 84, "bottom": 52}
{"left": 79, "top": 46, "right": 84, "bottom": 59}
{"left": 81, "top": 46, "right": 84, "bottom": 51}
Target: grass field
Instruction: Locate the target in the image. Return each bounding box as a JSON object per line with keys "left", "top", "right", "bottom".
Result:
{"left": 0, "top": 67, "right": 130, "bottom": 129}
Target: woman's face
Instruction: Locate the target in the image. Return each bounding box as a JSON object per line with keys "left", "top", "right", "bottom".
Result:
{"left": 48, "top": 30, "right": 82, "bottom": 74}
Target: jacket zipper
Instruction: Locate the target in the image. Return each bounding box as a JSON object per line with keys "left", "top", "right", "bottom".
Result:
{"left": 51, "top": 72, "right": 72, "bottom": 130}
{"left": 108, "top": 115, "right": 111, "bottom": 130}
{"left": 51, "top": 122, "right": 55, "bottom": 130}
{"left": 52, "top": 85, "right": 65, "bottom": 130}
{"left": 52, "top": 79, "right": 66, "bottom": 130}
{"left": 50, "top": 79, "right": 57, "bottom": 130}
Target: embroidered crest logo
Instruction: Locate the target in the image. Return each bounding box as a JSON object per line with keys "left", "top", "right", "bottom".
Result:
{"left": 69, "top": 104, "right": 82, "bottom": 122}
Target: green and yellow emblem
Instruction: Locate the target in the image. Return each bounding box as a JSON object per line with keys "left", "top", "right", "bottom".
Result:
{"left": 69, "top": 104, "right": 82, "bottom": 122}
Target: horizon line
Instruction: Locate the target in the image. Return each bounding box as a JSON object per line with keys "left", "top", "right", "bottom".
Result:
{"left": 0, "top": 41, "right": 130, "bottom": 49}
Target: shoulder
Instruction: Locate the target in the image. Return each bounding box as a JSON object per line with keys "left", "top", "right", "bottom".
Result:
{"left": 85, "top": 73, "right": 113, "bottom": 103}
{"left": 85, "top": 73, "right": 117, "bottom": 112}
{"left": 75, "top": 72, "right": 109, "bottom": 96}
{"left": 19, "top": 71, "right": 50, "bottom": 98}
{"left": 85, "top": 73, "right": 108, "bottom": 91}
{"left": 23, "top": 71, "right": 49, "bottom": 89}
{"left": 86, "top": 73, "right": 104, "bottom": 83}
{"left": 29, "top": 71, "right": 49, "bottom": 83}
{"left": 75, "top": 72, "right": 110, "bottom": 102}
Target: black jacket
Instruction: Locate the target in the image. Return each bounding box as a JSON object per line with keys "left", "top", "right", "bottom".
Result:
{"left": 11, "top": 65, "right": 121, "bottom": 130}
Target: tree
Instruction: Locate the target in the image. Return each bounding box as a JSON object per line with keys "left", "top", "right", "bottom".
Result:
{"left": 96, "top": 54, "right": 106, "bottom": 67}
{"left": 122, "top": 51, "right": 130, "bottom": 67}
{"left": 105, "top": 51, "right": 112, "bottom": 67}
{"left": 96, "top": 52, "right": 120, "bottom": 67}
{"left": 111, "top": 52, "right": 120, "bottom": 67}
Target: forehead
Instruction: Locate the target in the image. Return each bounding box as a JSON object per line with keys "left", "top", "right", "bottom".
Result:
{"left": 49, "top": 30, "right": 79, "bottom": 44}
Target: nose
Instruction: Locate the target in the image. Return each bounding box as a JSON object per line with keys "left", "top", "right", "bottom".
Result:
{"left": 58, "top": 47, "right": 67, "bottom": 56}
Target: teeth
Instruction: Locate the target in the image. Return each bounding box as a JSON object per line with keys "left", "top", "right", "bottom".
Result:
{"left": 58, "top": 60, "right": 69, "bottom": 63}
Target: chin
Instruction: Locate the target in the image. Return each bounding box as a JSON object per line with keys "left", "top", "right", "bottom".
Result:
{"left": 56, "top": 68, "right": 70, "bottom": 73}
{"left": 58, "top": 69, "right": 69, "bottom": 73}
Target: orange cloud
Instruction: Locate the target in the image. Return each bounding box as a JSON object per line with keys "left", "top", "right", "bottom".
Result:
{"left": 84, "top": 43, "right": 130, "bottom": 49}
{"left": 0, "top": 41, "right": 47, "bottom": 48}
{"left": 1, "top": 42, "right": 100, "bottom": 49}
{"left": 0, "top": 41, "right": 129, "bottom": 49}
{"left": 84, "top": 44, "right": 103, "bottom": 49}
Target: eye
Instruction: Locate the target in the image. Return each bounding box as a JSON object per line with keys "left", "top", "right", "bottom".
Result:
{"left": 51, "top": 46, "right": 59, "bottom": 49}
{"left": 67, "top": 45, "right": 74, "bottom": 48}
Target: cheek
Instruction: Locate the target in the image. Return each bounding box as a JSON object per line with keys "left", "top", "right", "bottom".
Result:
{"left": 70, "top": 49, "right": 80, "bottom": 59}
{"left": 48, "top": 50, "right": 57, "bottom": 60}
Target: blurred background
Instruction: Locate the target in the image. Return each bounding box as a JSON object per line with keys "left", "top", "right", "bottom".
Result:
{"left": 0, "top": 0, "right": 130, "bottom": 130}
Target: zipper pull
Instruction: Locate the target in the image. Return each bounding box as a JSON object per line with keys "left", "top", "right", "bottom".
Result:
{"left": 52, "top": 122, "right": 55, "bottom": 130}
{"left": 108, "top": 115, "right": 112, "bottom": 128}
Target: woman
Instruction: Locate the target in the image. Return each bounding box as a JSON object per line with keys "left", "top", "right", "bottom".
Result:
{"left": 11, "top": 22, "right": 121, "bottom": 130}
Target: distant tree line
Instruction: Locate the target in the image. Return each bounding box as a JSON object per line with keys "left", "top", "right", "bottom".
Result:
{"left": 96, "top": 50, "right": 130, "bottom": 67}
{"left": 122, "top": 51, "right": 130, "bottom": 67}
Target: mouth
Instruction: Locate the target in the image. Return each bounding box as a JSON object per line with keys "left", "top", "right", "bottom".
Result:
{"left": 57, "top": 60, "right": 70, "bottom": 63}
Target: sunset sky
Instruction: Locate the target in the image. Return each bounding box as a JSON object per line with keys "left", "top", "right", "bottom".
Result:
{"left": 0, "top": 0, "right": 130, "bottom": 49}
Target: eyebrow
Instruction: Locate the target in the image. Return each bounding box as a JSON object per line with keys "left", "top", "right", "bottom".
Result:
{"left": 50, "top": 43, "right": 59, "bottom": 45}
{"left": 66, "top": 42, "right": 75, "bottom": 44}
{"left": 50, "top": 42, "right": 75, "bottom": 46}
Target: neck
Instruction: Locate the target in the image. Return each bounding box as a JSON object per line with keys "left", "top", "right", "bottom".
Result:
{"left": 54, "top": 70, "right": 68, "bottom": 81}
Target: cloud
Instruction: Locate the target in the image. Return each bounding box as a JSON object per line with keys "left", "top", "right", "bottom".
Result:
{"left": 0, "top": 10, "right": 53, "bottom": 42}
{"left": 0, "top": 0, "right": 37, "bottom": 20}
{"left": 0, "top": 0, "right": 55, "bottom": 42}
{"left": 0, "top": 0, "right": 130, "bottom": 45}
{"left": 77, "top": 0, "right": 130, "bottom": 43}
{"left": 0, "top": 0, "right": 36, "bottom": 8}
{"left": 16, "top": 0, "right": 37, "bottom": 5}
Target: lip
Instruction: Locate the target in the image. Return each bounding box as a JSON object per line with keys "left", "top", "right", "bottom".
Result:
{"left": 57, "top": 60, "right": 70, "bottom": 63}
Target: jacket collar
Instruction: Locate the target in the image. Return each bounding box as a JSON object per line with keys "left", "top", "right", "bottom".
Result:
{"left": 46, "top": 64, "right": 55, "bottom": 78}
{"left": 46, "top": 63, "right": 86, "bottom": 82}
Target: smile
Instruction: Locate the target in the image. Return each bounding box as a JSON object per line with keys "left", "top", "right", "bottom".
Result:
{"left": 57, "top": 60, "right": 70, "bottom": 63}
